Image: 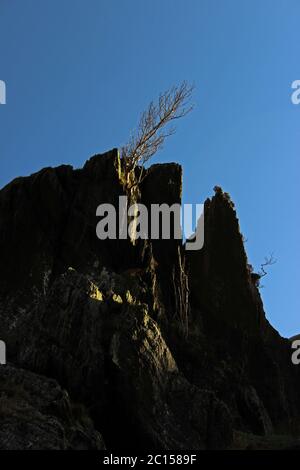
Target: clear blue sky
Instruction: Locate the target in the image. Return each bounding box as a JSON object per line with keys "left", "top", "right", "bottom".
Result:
{"left": 0, "top": 0, "right": 299, "bottom": 337}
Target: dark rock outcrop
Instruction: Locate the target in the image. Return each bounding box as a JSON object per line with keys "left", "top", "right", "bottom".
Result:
{"left": 0, "top": 149, "right": 299, "bottom": 450}
{"left": 184, "top": 189, "right": 300, "bottom": 436}
{"left": 0, "top": 364, "right": 105, "bottom": 450}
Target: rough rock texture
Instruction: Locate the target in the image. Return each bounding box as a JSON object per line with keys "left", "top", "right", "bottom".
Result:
{"left": 0, "top": 364, "right": 105, "bottom": 450}
{"left": 4, "top": 268, "right": 231, "bottom": 450}
{"left": 0, "top": 149, "right": 299, "bottom": 450}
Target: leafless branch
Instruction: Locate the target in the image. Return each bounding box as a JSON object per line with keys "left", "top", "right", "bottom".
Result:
{"left": 259, "top": 253, "right": 277, "bottom": 278}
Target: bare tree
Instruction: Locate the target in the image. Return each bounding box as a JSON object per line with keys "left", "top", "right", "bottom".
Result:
{"left": 121, "top": 81, "right": 194, "bottom": 188}
{"left": 250, "top": 253, "right": 277, "bottom": 288}
{"left": 258, "top": 253, "right": 277, "bottom": 279}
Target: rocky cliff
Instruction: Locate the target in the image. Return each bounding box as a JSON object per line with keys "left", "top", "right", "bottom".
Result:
{"left": 0, "top": 148, "right": 299, "bottom": 450}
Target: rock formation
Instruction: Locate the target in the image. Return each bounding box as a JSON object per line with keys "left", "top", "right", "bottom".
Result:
{"left": 0, "top": 148, "right": 299, "bottom": 450}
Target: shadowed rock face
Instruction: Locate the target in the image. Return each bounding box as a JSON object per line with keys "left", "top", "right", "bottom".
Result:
{"left": 290, "top": 335, "right": 300, "bottom": 342}
{"left": 185, "top": 191, "right": 300, "bottom": 436}
{"left": 0, "top": 149, "right": 299, "bottom": 450}
{"left": 0, "top": 364, "right": 105, "bottom": 450}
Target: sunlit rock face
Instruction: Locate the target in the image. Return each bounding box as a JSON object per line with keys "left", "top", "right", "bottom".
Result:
{"left": 0, "top": 149, "right": 299, "bottom": 450}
